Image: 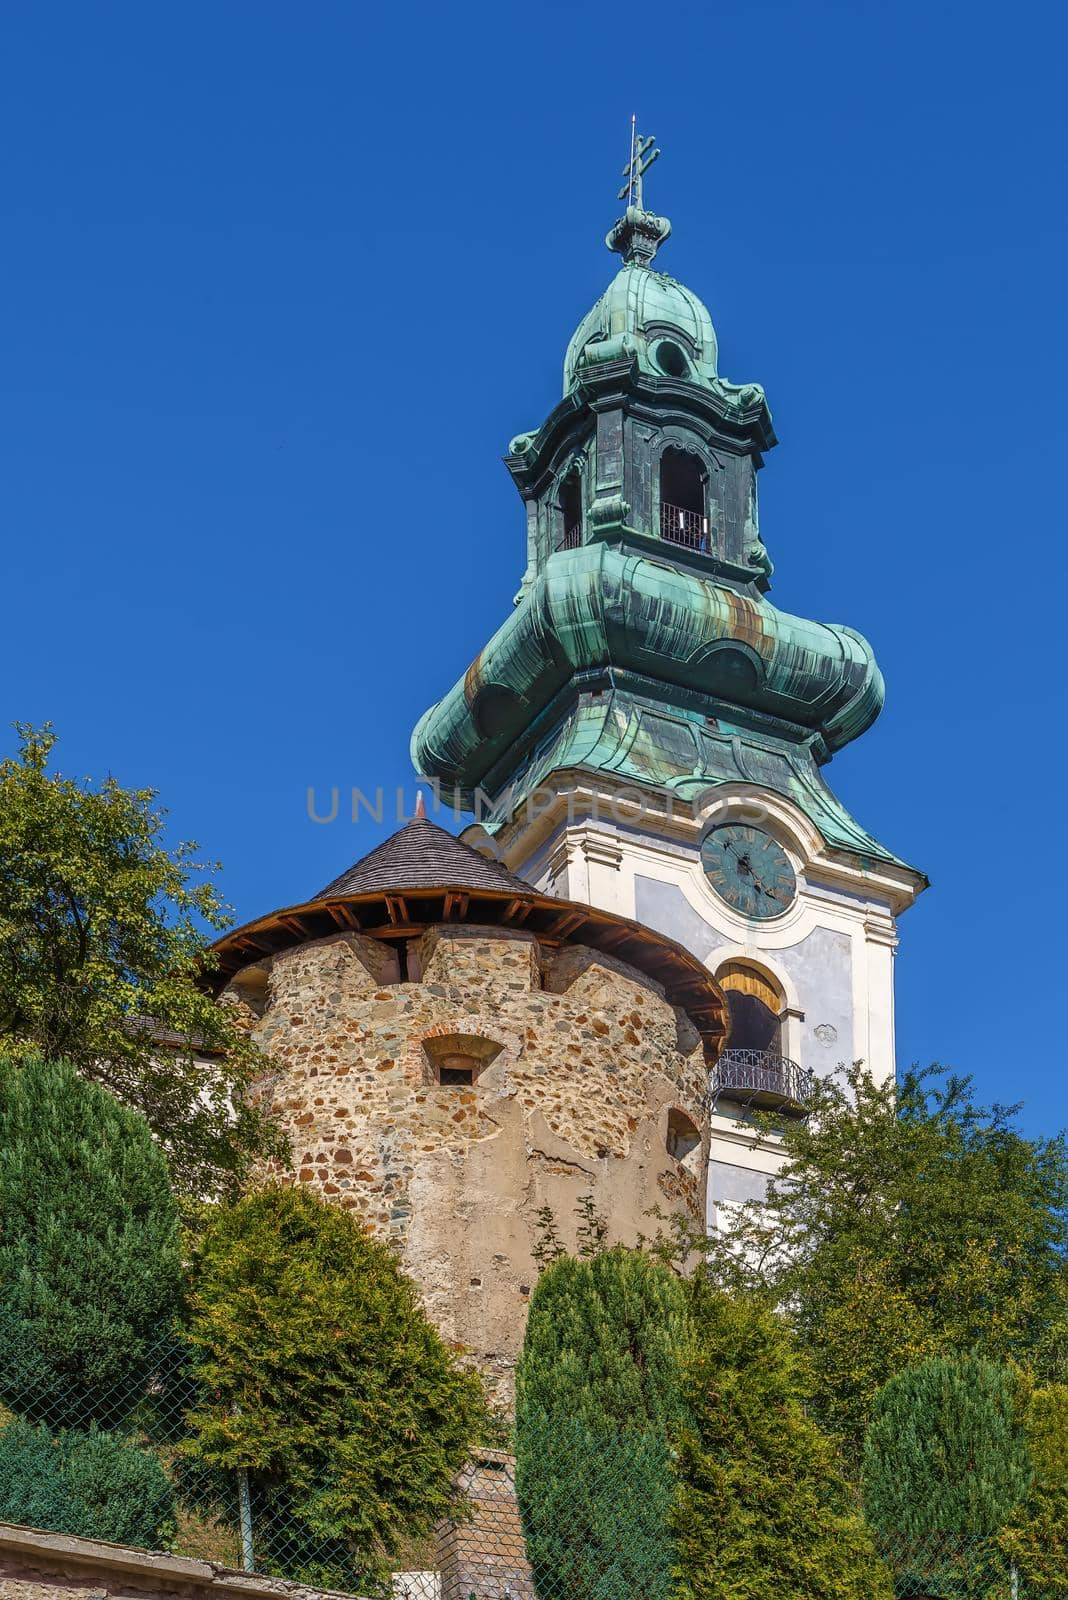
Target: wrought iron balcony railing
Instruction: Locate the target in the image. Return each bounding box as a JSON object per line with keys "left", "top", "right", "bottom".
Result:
{"left": 558, "top": 523, "right": 583, "bottom": 551}
{"left": 660, "top": 501, "right": 708, "bottom": 551}
{"left": 708, "top": 1048, "right": 813, "bottom": 1114}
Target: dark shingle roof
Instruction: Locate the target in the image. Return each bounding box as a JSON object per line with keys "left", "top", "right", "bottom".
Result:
{"left": 316, "top": 815, "right": 533, "bottom": 900}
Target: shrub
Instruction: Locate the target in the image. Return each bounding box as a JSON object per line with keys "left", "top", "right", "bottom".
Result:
{"left": 863, "top": 1356, "right": 1030, "bottom": 1539}
{"left": 0, "top": 1056, "right": 181, "bottom": 1428}
{"left": 999, "top": 1384, "right": 1068, "bottom": 1596}
{"left": 182, "top": 1185, "right": 487, "bottom": 1592}
{"left": 515, "top": 1248, "right": 688, "bottom": 1600}
{"left": 0, "top": 1419, "right": 176, "bottom": 1548}
{"left": 672, "top": 1277, "right": 891, "bottom": 1600}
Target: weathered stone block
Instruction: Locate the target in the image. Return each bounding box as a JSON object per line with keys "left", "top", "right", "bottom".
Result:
{"left": 418, "top": 926, "right": 540, "bottom": 993}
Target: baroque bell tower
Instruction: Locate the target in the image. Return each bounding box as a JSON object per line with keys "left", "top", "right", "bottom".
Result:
{"left": 412, "top": 133, "right": 926, "bottom": 1219}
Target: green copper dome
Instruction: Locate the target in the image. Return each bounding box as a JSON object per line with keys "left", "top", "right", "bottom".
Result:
{"left": 411, "top": 139, "right": 916, "bottom": 879}
{"left": 564, "top": 258, "right": 720, "bottom": 394}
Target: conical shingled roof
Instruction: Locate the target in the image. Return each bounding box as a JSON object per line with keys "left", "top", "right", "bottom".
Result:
{"left": 316, "top": 813, "right": 533, "bottom": 900}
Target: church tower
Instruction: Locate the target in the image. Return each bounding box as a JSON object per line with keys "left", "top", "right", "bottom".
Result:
{"left": 412, "top": 134, "right": 926, "bottom": 1218}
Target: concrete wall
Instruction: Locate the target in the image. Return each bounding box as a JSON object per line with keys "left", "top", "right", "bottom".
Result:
{"left": 0, "top": 1524, "right": 349, "bottom": 1600}
{"left": 241, "top": 925, "right": 709, "bottom": 1407}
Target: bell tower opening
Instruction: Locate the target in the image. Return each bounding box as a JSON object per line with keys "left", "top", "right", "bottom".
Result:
{"left": 558, "top": 469, "right": 583, "bottom": 550}
{"left": 717, "top": 960, "right": 784, "bottom": 1053}
{"left": 659, "top": 448, "right": 707, "bottom": 551}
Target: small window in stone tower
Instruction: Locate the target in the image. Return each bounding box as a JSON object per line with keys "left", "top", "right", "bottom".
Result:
{"left": 438, "top": 1054, "right": 478, "bottom": 1086}
{"left": 558, "top": 470, "right": 583, "bottom": 550}
{"left": 660, "top": 448, "right": 707, "bottom": 552}
{"left": 421, "top": 1031, "right": 504, "bottom": 1086}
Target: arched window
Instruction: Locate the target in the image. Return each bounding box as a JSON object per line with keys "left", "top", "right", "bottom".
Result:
{"left": 716, "top": 960, "right": 784, "bottom": 1054}
{"left": 558, "top": 470, "right": 583, "bottom": 550}
{"left": 421, "top": 1030, "right": 504, "bottom": 1087}
{"left": 659, "top": 448, "right": 707, "bottom": 551}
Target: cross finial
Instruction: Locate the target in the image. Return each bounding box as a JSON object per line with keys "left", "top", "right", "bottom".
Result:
{"left": 618, "top": 115, "right": 660, "bottom": 211}
{"left": 606, "top": 117, "right": 670, "bottom": 266}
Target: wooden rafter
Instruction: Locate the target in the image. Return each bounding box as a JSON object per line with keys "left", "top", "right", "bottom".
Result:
{"left": 209, "top": 881, "right": 729, "bottom": 1055}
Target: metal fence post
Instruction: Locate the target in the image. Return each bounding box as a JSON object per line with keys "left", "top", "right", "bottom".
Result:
{"left": 237, "top": 1468, "right": 255, "bottom": 1573}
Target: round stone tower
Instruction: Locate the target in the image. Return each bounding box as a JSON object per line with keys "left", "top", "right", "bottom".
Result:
{"left": 213, "top": 810, "right": 729, "bottom": 1406}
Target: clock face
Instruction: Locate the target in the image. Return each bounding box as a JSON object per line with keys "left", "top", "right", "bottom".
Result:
{"left": 700, "top": 823, "right": 796, "bottom": 920}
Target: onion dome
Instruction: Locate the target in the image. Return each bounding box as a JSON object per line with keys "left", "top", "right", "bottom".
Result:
{"left": 564, "top": 247, "right": 720, "bottom": 396}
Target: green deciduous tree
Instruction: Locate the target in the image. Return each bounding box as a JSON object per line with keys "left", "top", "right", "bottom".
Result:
{"left": 0, "top": 1419, "right": 176, "bottom": 1548}
{"left": 704, "top": 1063, "right": 1068, "bottom": 1463}
{"left": 0, "top": 1056, "right": 181, "bottom": 1428}
{"left": 672, "top": 1276, "right": 891, "bottom": 1600}
{"left": 182, "top": 1185, "right": 487, "bottom": 1593}
{"left": 0, "top": 723, "right": 284, "bottom": 1194}
{"left": 998, "top": 1383, "right": 1068, "bottom": 1596}
{"left": 515, "top": 1248, "right": 688, "bottom": 1600}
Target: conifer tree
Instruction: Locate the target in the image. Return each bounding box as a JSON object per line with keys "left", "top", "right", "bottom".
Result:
{"left": 183, "top": 1185, "right": 487, "bottom": 1592}
{"left": 0, "top": 1055, "right": 181, "bottom": 1428}
{"left": 672, "top": 1276, "right": 891, "bottom": 1600}
{"left": 999, "top": 1383, "right": 1068, "bottom": 1596}
{"left": 515, "top": 1247, "right": 688, "bottom": 1600}
{"left": 862, "top": 1355, "right": 1031, "bottom": 1540}
{"left": 514, "top": 1248, "right": 684, "bottom": 1600}
{"left": 0, "top": 1420, "right": 176, "bottom": 1548}
{"left": 516, "top": 1246, "right": 689, "bottom": 1429}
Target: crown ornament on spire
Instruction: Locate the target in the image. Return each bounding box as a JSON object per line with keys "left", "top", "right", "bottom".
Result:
{"left": 606, "top": 115, "right": 671, "bottom": 267}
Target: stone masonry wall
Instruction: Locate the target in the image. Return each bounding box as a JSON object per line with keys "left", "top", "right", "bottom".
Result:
{"left": 242, "top": 925, "right": 708, "bottom": 1407}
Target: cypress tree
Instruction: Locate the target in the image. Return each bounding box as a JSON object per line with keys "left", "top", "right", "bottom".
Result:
{"left": 182, "top": 1185, "right": 488, "bottom": 1592}
{"left": 863, "top": 1356, "right": 1031, "bottom": 1598}
{"left": 514, "top": 1247, "right": 688, "bottom": 1600}
{"left": 672, "top": 1276, "right": 891, "bottom": 1600}
{"left": 0, "top": 1056, "right": 181, "bottom": 1428}
{"left": 863, "top": 1355, "right": 1031, "bottom": 1539}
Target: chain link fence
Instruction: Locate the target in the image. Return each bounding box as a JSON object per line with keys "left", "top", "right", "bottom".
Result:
{"left": 0, "top": 1339, "right": 1051, "bottom": 1599}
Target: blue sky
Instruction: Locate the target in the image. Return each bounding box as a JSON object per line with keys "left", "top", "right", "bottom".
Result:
{"left": 2, "top": 0, "right": 1065, "bottom": 1134}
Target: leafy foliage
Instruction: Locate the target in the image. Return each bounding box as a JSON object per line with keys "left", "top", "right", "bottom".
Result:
{"left": 182, "top": 1185, "right": 488, "bottom": 1592}
{"left": 0, "top": 723, "right": 284, "bottom": 1194}
{"left": 863, "top": 1356, "right": 1031, "bottom": 1539}
{"left": 704, "top": 1063, "right": 1068, "bottom": 1462}
{"left": 998, "top": 1384, "right": 1068, "bottom": 1596}
{"left": 672, "top": 1277, "right": 891, "bottom": 1600}
{"left": 515, "top": 1248, "right": 687, "bottom": 1600}
{"left": 0, "top": 1056, "right": 182, "bottom": 1428}
{"left": 0, "top": 1419, "right": 176, "bottom": 1548}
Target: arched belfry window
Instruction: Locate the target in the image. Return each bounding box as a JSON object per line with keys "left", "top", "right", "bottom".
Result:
{"left": 716, "top": 961, "right": 784, "bottom": 1054}
{"left": 558, "top": 470, "right": 583, "bottom": 551}
{"left": 659, "top": 448, "right": 707, "bottom": 551}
